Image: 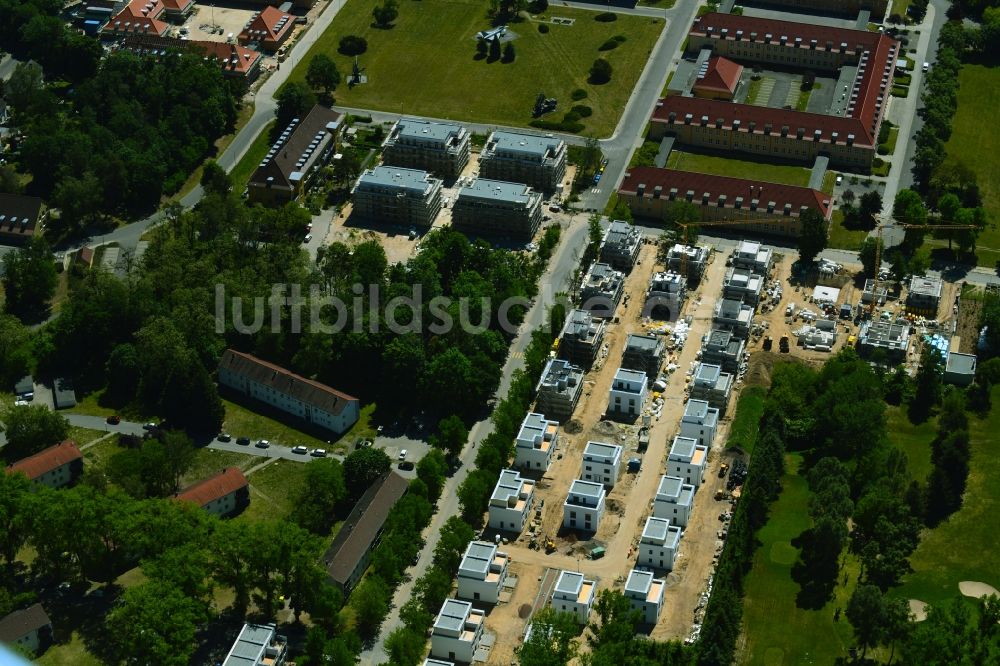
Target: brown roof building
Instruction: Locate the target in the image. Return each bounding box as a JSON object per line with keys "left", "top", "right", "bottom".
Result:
{"left": 692, "top": 56, "right": 744, "bottom": 100}
{"left": 0, "top": 194, "right": 43, "bottom": 245}
{"left": 6, "top": 441, "right": 84, "bottom": 489}
{"left": 618, "top": 167, "right": 832, "bottom": 238}
{"left": 0, "top": 603, "right": 52, "bottom": 655}
{"left": 247, "top": 105, "right": 342, "bottom": 205}
{"left": 173, "top": 467, "right": 249, "bottom": 517}
{"left": 239, "top": 6, "right": 295, "bottom": 52}
{"left": 119, "top": 35, "right": 263, "bottom": 81}
{"left": 324, "top": 472, "right": 409, "bottom": 591}
{"left": 218, "top": 349, "right": 360, "bottom": 434}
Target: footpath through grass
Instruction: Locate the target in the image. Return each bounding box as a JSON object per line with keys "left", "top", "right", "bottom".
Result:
{"left": 287, "top": 0, "right": 663, "bottom": 136}
{"left": 738, "top": 453, "right": 859, "bottom": 665}
{"left": 726, "top": 386, "right": 765, "bottom": 455}
{"left": 944, "top": 64, "right": 1000, "bottom": 267}
{"left": 895, "top": 386, "right": 1000, "bottom": 607}
{"left": 666, "top": 150, "right": 812, "bottom": 187}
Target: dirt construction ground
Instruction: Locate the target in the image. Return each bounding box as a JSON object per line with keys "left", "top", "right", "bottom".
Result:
{"left": 483, "top": 242, "right": 762, "bottom": 664}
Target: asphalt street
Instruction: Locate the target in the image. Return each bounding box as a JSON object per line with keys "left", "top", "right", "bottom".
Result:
{"left": 358, "top": 211, "right": 591, "bottom": 665}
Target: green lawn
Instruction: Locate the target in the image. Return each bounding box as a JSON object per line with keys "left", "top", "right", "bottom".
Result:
{"left": 945, "top": 65, "right": 1000, "bottom": 267}
{"left": 885, "top": 405, "right": 935, "bottom": 483}
{"left": 66, "top": 426, "right": 106, "bottom": 447}
{"left": 821, "top": 171, "right": 836, "bottom": 195}
{"left": 891, "top": 0, "right": 913, "bottom": 19}
{"left": 827, "top": 209, "right": 868, "bottom": 251}
{"left": 66, "top": 389, "right": 155, "bottom": 422}
{"left": 287, "top": 0, "right": 664, "bottom": 136}
{"left": 739, "top": 453, "right": 860, "bottom": 665}
{"left": 666, "top": 150, "right": 812, "bottom": 187}
{"left": 35, "top": 632, "right": 103, "bottom": 666}
{"left": 80, "top": 435, "right": 126, "bottom": 470}
{"left": 221, "top": 398, "right": 336, "bottom": 450}
{"left": 744, "top": 77, "right": 762, "bottom": 105}
{"left": 236, "top": 458, "right": 311, "bottom": 523}
{"left": 726, "top": 386, "right": 766, "bottom": 454}
{"left": 180, "top": 447, "right": 258, "bottom": 487}
{"left": 895, "top": 386, "right": 1000, "bottom": 607}
{"left": 229, "top": 120, "right": 276, "bottom": 190}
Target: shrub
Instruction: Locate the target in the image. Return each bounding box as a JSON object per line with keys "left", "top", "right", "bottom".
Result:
{"left": 530, "top": 119, "right": 585, "bottom": 133}
{"left": 537, "top": 23, "right": 549, "bottom": 33}
{"left": 594, "top": 11, "right": 617, "bottom": 21}
{"left": 589, "top": 58, "right": 612, "bottom": 84}
{"left": 613, "top": 34, "right": 627, "bottom": 43}
{"left": 563, "top": 111, "right": 581, "bottom": 123}
{"left": 338, "top": 35, "right": 368, "bottom": 56}
{"left": 529, "top": 0, "right": 548, "bottom": 11}
{"left": 598, "top": 39, "right": 620, "bottom": 51}
{"left": 571, "top": 88, "right": 588, "bottom": 100}
{"left": 571, "top": 104, "right": 592, "bottom": 117}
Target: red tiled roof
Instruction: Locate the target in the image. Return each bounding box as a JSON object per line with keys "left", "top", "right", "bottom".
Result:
{"left": 652, "top": 96, "right": 873, "bottom": 148}
{"left": 687, "top": 13, "right": 898, "bottom": 145}
{"left": 219, "top": 349, "right": 357, "bottom": 416}
{"left": 240, "top": 6, "right": 294, "bottom": 44}
{"left": 6, "top": 441, "right": 82, "bottom": 481}
{"left": 694, "top": 56, "right": 743, "bottom": 95}
{"left": 120, "top": 35, "right": 262, "bottom": 77}
{"left": 103, "top": 0, "right": 170, "bottom": 37}
{"left": 619, "top": 167, "right": 832, "bottom": 219}
{"left": 174, "top": 467, "right": 248, "bottom": 507}
{"left": 160, "top": 0, "right": 193, "bottom": 10}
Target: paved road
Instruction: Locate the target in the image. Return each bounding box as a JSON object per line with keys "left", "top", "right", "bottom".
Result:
{"left": 359, "top": 213, "right": 591, "bottom": 665}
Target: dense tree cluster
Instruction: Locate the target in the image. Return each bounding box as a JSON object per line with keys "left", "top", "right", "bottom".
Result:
{"left": 0, "top": 0, "right": 102, "bottom": 85}
{"left": 9, "top": 52, "right": 239, "bottom": 228}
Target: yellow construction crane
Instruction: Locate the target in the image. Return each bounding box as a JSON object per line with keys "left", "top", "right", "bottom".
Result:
{"left": 868, "top": 215, "right": 977, "bottom": 314}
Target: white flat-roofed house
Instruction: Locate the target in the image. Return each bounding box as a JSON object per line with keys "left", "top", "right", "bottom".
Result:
{"left": 624, "top": 569, "right": 666, "bottom": 624}
{"left": 723, "top": 267, "right": 765, "bottom": 305}
{"left": 563, "top": 479, "right": 606, "bottom": 533}
{"left": 732, "top": 240, "right": 773, "bottom": 273}
{"left": 607, "top": 367, "right": 648, "bottom": 419}
{"left": 679, "top": 398, "right": 719, "bottom": 447}
{"left": 430, "top": 599, "right": 485, "bottom": 663}
{"left": 551, "top": 570, "right": 596, "bottom": 624}
{"left": 668, "top": 436, "right": 708, "bottom": 488}
{"left": 515, "top": 412, "right": 559, "bottom": 472}
{"left": 488, "top": 469, "right": 534, "bottom": 533}
{"left": 582, "top": 440, "right": 623, "bottom": 488}
{"left": 456, "top": 541, "right": 510, "bottom": 604}
{"left": 638, "top": 516, "right": 682, "bottom": 571}
{"left": 688, "top": 362, "right": 734, "bottom": 414}
{"left": 713, "top": 297, "right": 755, "bottom": 340}
{"left": 653, "top": 474, "right": 695, "bottom": 526}
{"left": 221, "top": 622, "right": 287, "bottom": 666}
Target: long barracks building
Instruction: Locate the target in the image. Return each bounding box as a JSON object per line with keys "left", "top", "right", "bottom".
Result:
{"left": 651, "top": 13, "right": 899, "bottom": 170}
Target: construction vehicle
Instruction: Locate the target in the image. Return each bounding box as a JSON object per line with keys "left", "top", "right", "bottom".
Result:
{"left": 545, "top": 538, "right": 556, "bottom": 553}
{"left": 779, "top": 335, "right": 790, "bottom": 353}
{"left": 719, "top": 462, "right": 730, "bottom": 478}
{"left": 762, "top": 336, "right": 773, "bottom": 351}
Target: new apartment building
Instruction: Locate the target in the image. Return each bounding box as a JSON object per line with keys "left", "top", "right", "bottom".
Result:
{"left": 700, "top": 329, "right": 745, "bottom": 374}
{"left": 622, "top": 333, "right": 667, "bottom": 378}
{"left": 451, "top": 178, "right": 543, "bottom": 241}
{"left": 713, "top": 298, "right": 755, "bottom": 340}
{"left": 515, "top": 412, "right": 559, "bottom": 472}
{"left": 723, "top": 267, "right": 765, "bottom": 305}
{"left": 563, "top": 479, "right": 606, "bottom": 533}
{"left": 638, "top": 516, "right": 683, "bottom": 571}
{"left": 600, "top": 220, "right": 642, "bottom": 271}
{"left": 653, "top": 474, "right": 695, "bottom": 527}
{"left": 580, "top": 262, "right": 625, "bottom": 319}
{"left": 382, "top": 118, "right": 471, "bottom": 178}
{"left": 535, "top": 358, "right": 584, "bottom": 422}
{"left": 644, "top": 271, "right": 688, "bottom": 322}
{"left": 607, "top": 368, "right": 648, "bottom": 419}
{"left": 351, "top": 166, "right": 443, "bottom": 228}
{"left": 668, "top": 436, "right": 708, "bottom": 488}
{"left": 624, "top": 569, "right": 666, "bottom": 624}
{"left": 551, "top": 570, "right": 596, "bottom": 624}
{"left": 689, "top": 362, "right": 734, "bottom": 414}
{"left": 558, "top": 309, "right": 606, "bottom": 369}
{"left": 430, "top": 599, "right": 485, "bottom": 663}
{"left": 581, "top": 441, "right": 623, "bottom": 488}
{"left": 679, "top": 398, "right": 720, "bottom": 447}
{"left": 488, "top": 469, "right": 534, "bottom": 533}
{"left": 479, "top": 130, "right": 567, "bottom": 192}
{"left": 456, "top": 541, "right": 510, "bottom": 605}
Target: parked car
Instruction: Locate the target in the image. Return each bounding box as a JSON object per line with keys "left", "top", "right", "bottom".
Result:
{"left": 398, "top": 449, "right": 408, "bottom": 461}
{"left": 303, "top": 234, "right": 312, "bottom": 243}
{"left": 291, "top": 445, "right": 308, "bottom": 455}
{"left": 106, "top": 415, "right": 121, "bottom": 425}
{"left": 142, "top": 422, "right": 158, "bottom": 431}
{"left": 217, "top": 433, "right": 232, "bottom": 442}
{"left": 310, "top": 448, "right": 327, "bottom": 457}
{"left": 922, "top": 61, "right": 930, "bottom": 72}
{"left": 236, "top": 437, "right": 251, "bottom": 446}
{"left": 398, "top": 461, "right": 415, "bottom": 471}
{"left": 255, "top": 439, "right": 271, "bottom": 449}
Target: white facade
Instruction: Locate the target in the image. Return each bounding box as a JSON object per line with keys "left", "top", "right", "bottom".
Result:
{"left": 562, "top": 479, "right": 606, "bottom": 532}
{"left": 551, "top": 570, "right": 596, "bottom": 624}
{"left": 582, "top": 441, "right": 623, "bottom": 488}
{"left": 430, "top": 599, "right": 485, "bottom": 663}
{"left": 607, "top": 367, "right": 648, "bottom": 417}
{"left": 638, "top": 516, "right": 682, "bottom": 571}
{"left": 488, "top": 469, "right": 534, "bottom": 533}
{"left": 456, "top": 541, "right": 509, "bottom": 605}
{"left": 732, "top": 240, "right": 773, "bottom": 273}
{"left": 679, "top": 398, "right": 719, "bottom": 447}
{"left": 624, "top": 569, "right": 666, "bottom": 624}
{"left": 653, "top": 475, "right": 695, "bottom": 527}
{"left": 668, "top": 436, "right": 708, "bottom": 488}
{"left": 515, "top": 412, "right": 558, "bottom": 472}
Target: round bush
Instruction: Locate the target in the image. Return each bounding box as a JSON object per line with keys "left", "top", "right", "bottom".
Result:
{"left": 563, "top": 111, "right": 582, "bottom": 123}
{"left": 571, "top": 104, "right": 592, "bottom": 117}
{"left": 538, "top": 23, "right": 549, "bottom": 33}
{"left": 595, "top": 11, "right": 617, "bottom": 22}
{"left": 613, "top": 34, "right": 627, "bottom": 43}
{"left": 571, "top": 88, "right": 588, "bottom": 101}
{"left": 338, "top": 35, "right": 368, "bottom": 56}
{"left": 598, "top": 39, "right": 620, "bottom": 51}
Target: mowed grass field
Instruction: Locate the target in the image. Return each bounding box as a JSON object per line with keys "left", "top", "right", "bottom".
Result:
{"left": 885, "top": 404, "right": 935, "bottom": 483}
{"left": 738, "top": 453, "right": 859, "bottom": 665}
{"left": 666, "top": 150, "right": 813, "bottom": 187}
{"left": 945, "top": 65, "right": 1000, "bottom": 267}
{"left": 895, "top": 386, "right": 1000, "bottom": 607}
{"left": 287, "top": 0, "right": 664, "bottom": 136}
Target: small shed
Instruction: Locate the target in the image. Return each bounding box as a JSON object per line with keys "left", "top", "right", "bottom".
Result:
{"left": 944, "top": 352, "right": 977, "bottom": 386}
{"left": 53, "top": 378, "right": 76, "bottom": 409}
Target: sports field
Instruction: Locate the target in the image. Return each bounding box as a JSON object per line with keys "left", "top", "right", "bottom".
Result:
{"left": 287, "top": 0, "right": 664, "bottom": 136}
{"left": 944, "top": 64, "right": 1000, "bottom": 266}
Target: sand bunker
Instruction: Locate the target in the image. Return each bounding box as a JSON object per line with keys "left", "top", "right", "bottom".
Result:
{"left": 909, "top": 599, "right": 928, "bottom": 622}
{"left": 959, "top": 581, "right": 1000, "bottom": 598}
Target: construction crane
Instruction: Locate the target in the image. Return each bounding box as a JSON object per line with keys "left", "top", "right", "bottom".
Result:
{"left": 868, "top": 215, "right": 977, "bottom": 314}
